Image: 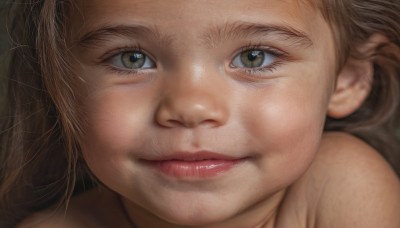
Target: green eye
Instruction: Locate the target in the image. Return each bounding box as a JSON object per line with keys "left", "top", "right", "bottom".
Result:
{"left": 110, "top": 51, "right": 155, "bottom": 70}
{"left": 231, "top": 49, "right": 276, "bottom": 69}
{"left": 240, "top": 50, "right": 264, "bottom": 68}
{"left": 121, "top": 52, "right": 146, "bottom": 69}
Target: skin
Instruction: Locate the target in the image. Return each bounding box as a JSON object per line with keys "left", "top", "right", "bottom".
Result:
{"left": 73, "top": 0, "right": 335, "bottom": 226}
{"left": 17, "top": 0, "right": 400, "bottom": 227}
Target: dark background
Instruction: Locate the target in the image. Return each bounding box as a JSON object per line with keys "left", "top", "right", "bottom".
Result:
{"left": 0, "top": 4, "right": 9, "bottom": 56}
{"left": 0, "top": 5, "right": 9, "bottom": 110}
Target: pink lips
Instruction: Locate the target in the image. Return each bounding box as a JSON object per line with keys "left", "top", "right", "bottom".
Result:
{"left": 142, "top": 152, "right": 246, "bottom": 178}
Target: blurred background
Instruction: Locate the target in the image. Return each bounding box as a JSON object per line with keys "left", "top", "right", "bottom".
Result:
{"left": 0, "top": 5, "right": 8, "bottom": 56}
{"left": 0, "top": 5, "right": 8, "bottom": 110}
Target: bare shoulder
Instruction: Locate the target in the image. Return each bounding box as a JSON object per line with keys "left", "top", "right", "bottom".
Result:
{"left": 16, "top": 209, "right": 78, "bottom": 228}
{"left": 309, "top": 132, "right": 400, "bottom": 228}
{"left": 16, "top": 188, "right": 121, "bottom": 228}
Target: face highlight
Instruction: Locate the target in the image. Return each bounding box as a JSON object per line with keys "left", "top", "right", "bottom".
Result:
{"left": 71, "top": 0, "right": 337, "bottom": 226}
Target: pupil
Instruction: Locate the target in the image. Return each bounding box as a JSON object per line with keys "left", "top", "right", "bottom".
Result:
{"left": 240, "top": 50, "right": 264, "bottom": 68}
{"left": 130, "top": 53, "right": 142, "bottom": 62}
{"left": 248, "top": 51, "right": 261, "bottom": 62}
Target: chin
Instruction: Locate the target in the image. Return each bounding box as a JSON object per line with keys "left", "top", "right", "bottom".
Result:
{"left": 146, "top": 198, "right": 238, "bottom": 226}
{"left": 158, "top": 210, "right": 230, "bottom": 226}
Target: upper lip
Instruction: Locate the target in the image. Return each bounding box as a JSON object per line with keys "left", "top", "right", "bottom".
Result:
{"left": 142, "top": 151, "right": 245, "bottom": 161}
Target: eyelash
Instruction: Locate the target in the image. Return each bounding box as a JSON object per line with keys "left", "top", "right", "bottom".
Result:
{"left": 99, "top": 45, "right": 154, "bottom": 76}
{"left": 230, "top": 43, "right": 286, "bottom": 76}
{"left": 99, "top": 43, "right": 287, "bottom": 76}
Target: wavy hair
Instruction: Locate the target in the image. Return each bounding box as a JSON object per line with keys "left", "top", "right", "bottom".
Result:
{"left": 0, "top": 1, "right": 86, "bottom": 227}
{"left": 0, "top": 0, "right": 399, "bottom": 227}
{"left": 317, "top": 0, "right": 400, "bottom": 176}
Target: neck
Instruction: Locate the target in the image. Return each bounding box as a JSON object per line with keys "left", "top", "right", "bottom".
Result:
{"left": 120, "top": 190, "right": 287, "bottom": 228}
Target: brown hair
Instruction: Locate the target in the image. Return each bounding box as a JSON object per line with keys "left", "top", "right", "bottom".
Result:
{"left": 317, "top": 0, "right": 400, "bottom": 175}
{"left": 0, "top": 1, "right": 86, "bottom": 227}
{"left": 0, "top": 0, "right": 399, "bottom": 227}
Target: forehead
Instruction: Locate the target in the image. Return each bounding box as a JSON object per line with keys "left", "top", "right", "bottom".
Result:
{"left": 73, "top": 0, "right": 317, "bottom": 18}
{"left": 70, "top": 0, "right": 327, "bottom": 43}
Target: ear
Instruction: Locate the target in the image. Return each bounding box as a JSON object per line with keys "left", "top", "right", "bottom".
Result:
{"left": 328, "top": 34, "right": 388, "bottom": 119}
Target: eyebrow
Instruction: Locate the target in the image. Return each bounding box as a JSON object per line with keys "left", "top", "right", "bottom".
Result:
{"left": 203, "top": 22, "right": 313, "bottom": 48}
{"left": 76, "top": 22, "right": 313, "bottom": 49}
{"left": 76, "top": 24, "right": 174, "bottom": 48}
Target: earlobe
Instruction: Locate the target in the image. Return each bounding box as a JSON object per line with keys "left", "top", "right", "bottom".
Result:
{"left": 328, "top": 34, "right": 389, "bottom": 119}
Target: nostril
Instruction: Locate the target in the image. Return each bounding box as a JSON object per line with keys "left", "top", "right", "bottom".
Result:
{"left": 159, "top": 111, "right": 226, "bottom": 128}
{"left": 155, "top": 92, "right": 229, "bottom": 128}
{"left": 198, "top": 119, "right": 224, "bottom": 128}
{"left": 163, "top": 117, "right": 216, "bottom": 128}
{"left": 164, "top": 119, "right": 188, "bottom": 128}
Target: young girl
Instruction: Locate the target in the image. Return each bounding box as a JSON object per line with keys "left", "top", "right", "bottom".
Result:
{"left": 1, "top": 0, "right": 399, "bottom": 227}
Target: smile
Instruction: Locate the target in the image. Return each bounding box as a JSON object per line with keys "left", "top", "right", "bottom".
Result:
{"left": 141, "top": 151, "right": 248, "bottom": 179}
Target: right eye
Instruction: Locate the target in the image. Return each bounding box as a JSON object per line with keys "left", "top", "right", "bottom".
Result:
{"left": 231, "top": 49, "right": 276, "bottom": 69}
{"left": 109, "top": 51, "right": 155, "bottom": 70}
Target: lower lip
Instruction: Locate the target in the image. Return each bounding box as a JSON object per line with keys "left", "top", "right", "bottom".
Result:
{"left": 144, "top": 159, "right": 244, "bottom": 178}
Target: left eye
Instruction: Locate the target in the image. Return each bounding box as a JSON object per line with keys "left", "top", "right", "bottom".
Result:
{"left": 231, "top": 49, "right": 276, "bottom": 68}
{"left": 109, "top": 51, "right": 155, "bottom": 70}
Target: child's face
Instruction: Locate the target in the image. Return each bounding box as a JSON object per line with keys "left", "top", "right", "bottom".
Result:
{"left": 72, "top": 0, "right": 336, "bottom": 225}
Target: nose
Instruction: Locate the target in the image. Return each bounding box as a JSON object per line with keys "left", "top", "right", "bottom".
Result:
{"left": 155, "top": 76, "right": 229, "bottom": 128}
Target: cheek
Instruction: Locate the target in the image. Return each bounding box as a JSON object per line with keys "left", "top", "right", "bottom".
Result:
{"left": 241, "top": 80, "right": 330, "bottom": 182}
{"left": 85, "top": 97, "right": 140, "bottom": 147}
{"left": 79, "top": 87, "right": 153, "bottom": 177}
